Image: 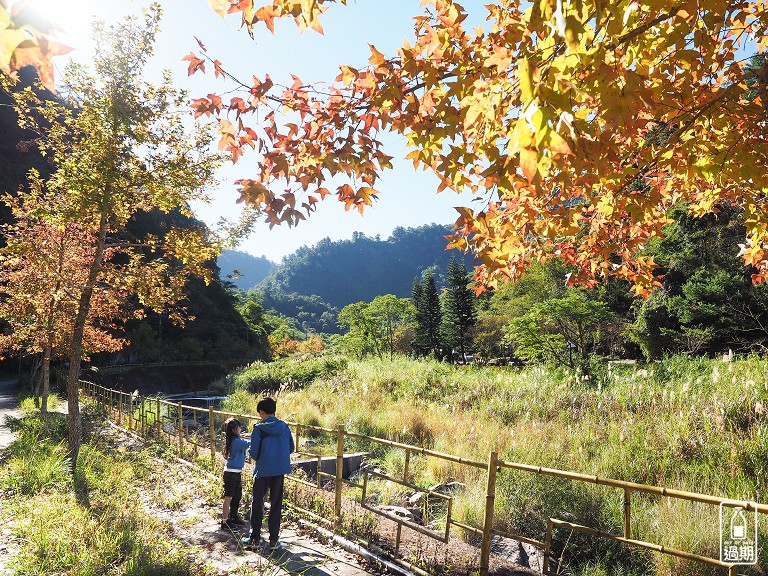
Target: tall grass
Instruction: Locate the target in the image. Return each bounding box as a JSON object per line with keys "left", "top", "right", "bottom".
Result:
{"left": 0, "top": 407, "right": 210, "bottom": 575}
{"left": 224, "top": 354, "right": 768, "bottom": 575}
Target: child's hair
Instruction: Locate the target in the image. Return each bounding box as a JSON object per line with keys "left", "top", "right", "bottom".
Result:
{"left": 223, "top": 417, "right": 241, "bottom": 459}
{"left": 256, "top": 397, "right": 277, "bottom": 415}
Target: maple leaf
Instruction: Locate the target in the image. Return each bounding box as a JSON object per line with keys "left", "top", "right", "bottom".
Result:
{"left": 187, "top": 0, "right": 768, "bottom": 294}
{"left": 183, "top": 51, "right": 206, "bottom": 75}
{"left": 209, "top": 0, "right": 229, "bottom": 17}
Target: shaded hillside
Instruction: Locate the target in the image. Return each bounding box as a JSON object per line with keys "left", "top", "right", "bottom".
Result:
{"left": 0, "top": 67, "right": 56, "bottom": 224}
{"left": 217, "top": 249, "right": 275, "bottom": 290}
{"left": 0, "top": 69, "right": 266, "bottom": 367}
{"left": 258, "top": 224, "right": 474, "bottom": 310}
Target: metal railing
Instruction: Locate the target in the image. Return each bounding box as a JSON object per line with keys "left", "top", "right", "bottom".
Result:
{"left": 81, "top": 381, "right": 765, "bottom": 576}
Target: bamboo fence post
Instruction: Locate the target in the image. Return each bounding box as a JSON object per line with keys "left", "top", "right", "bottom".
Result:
{"left": 403, "top": 449, "right": 410, "bottom": 483}
{"left": 335, "top": 424, "right": 345, "bottom": 530}
{"left": 177, "top": 402, "right": 183, "bottom": 455}
{"left": 624, "top": 487, "right": 631, "bottom": 539}
{"left": 141, "top": 398, "right": 146, "bottom": 436}
{"left": 155, "top": 397, "right": 161, "bottom": 438}
{"left": 479, "top": 450, "right": 498, "bottom": 576}
{"left": 209, "top": 406, "right": 216, "bottom": 472}
{"left": 544, "top": 519, "right": 553, "bottom": 576}
{"left": 118, "top": 392, "right": 122, "bottom": 425}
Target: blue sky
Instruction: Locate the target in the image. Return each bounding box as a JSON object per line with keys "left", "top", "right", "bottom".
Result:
{"left": 34, "top": 0, "right": 488, "bottom": 263}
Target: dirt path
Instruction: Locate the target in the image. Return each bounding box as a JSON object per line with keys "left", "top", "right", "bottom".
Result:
{"left": 103, "top": 424, "right": 381, "bottom": 576}
{"left": 0, "top": 379, "right": 20, "bottom": 452}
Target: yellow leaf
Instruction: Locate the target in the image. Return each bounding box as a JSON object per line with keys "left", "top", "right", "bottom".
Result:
{"left": 208, "top": 0, "right": 228, "bottom": 17}
{"left": 520, "top": 146, "right": 538, "bottom": 183}
{"left": 547, "top": 130, "right": 572, "bottom": 155}
{"left": 368, "top": 44, "right": 385, "bottom": 66}
{"left": 518, "top": 57, "right": 533, "bottom": 103}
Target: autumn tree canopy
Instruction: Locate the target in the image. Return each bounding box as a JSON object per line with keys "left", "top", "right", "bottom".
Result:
{"left": 4, "top": 5, "right": 220, "bottom": 467}
{"left": 187, "top": 0, "right": 768, "bottom": 296}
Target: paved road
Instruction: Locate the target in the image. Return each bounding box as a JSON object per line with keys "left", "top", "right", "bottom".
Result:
{"left": 0, "top": 379, "right": 20, "bottom": 451}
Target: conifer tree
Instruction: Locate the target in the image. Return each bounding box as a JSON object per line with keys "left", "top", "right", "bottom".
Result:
{"left": 441, "top": 257, "right": 477, "bottom": 358}
{"left": 411, "top": 270, "right": 443, "bottom": 358}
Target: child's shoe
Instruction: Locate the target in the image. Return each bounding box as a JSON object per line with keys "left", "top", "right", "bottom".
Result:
{"left": 240, "top": 534, "right": 259, "bottom": 549}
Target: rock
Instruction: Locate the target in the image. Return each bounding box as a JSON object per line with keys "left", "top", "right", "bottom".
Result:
{"left": 407, "top": 507, "right": 423, "bottom": 522}
{"left": 379, "top": 505, "right": 417, "bottom": 523}
{"left": 407, "top": 492, "right": 424, "bottom": 506}
{"left": 491, "top": 535, "right": 557, "bottom": 574}
{"left": 428, "top": 481, "right": 466, "bottom": 496}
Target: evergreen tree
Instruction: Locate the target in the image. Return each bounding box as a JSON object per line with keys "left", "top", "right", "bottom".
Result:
{"left": 411, "top": 270, "right": 443, "bottom": 357}
{"left": 441, "top": 257, "right": 477, "bottom": 357}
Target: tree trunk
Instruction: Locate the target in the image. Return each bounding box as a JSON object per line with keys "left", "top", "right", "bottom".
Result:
{"left": 41, "top": 343, "right": 50, "bottom": 414}
{"left": 66, "top": 212, "right": 108, "bottom": 474}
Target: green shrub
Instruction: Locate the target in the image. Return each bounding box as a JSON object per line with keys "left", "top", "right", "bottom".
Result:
{"left": 231, "top": 355, "right": 348, "bottom": 393}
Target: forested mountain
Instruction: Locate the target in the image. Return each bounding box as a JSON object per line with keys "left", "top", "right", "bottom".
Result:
{"left": 256, "top": 224, "right": 475, "bottom": 310}
{"left": 217, "top": 250, "right": 275, "bottom": 291}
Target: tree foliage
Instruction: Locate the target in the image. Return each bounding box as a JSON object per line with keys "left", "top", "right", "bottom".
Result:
{"left": 187, "top": 0, "right": 767, "bottom": 296}
{"left": 411, "top": 270, "right": 444, "bottom": 357}
{"left": 505, "top": 289, "right": 612, "bottom": 368}
{"left": 338, "top": 294, "right": 415, "bottom": 359}
{"left": 5, "top": 6, "right": 219, "bottom": 467}
{"left": 0, "top": 193, "right": 125, "bottom": 411}
{"left": 0, "top": 0, "right": 72, "bottom": 91}
{"left": 441, "top": 257, "right": 477, "bottom": 356}
{"left": 629, "top": 204, "right": 768, "bottom": 358}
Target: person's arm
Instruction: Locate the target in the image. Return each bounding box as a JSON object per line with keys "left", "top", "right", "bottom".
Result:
{"left": 249, "top": 426, "right": 262, "bottom": 461}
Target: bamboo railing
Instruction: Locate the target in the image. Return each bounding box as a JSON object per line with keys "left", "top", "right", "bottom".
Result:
{"left": 81, "top": 381, "right": 764, "bottom": 576}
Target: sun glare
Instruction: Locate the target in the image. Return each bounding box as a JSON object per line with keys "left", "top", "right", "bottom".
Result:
{"left": 17, "top": 0, "right": 96, "bottom": 41}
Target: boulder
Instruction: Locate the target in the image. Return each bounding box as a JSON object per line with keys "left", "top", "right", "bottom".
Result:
{"left": 379, "top": 505, "right": 417, "bottom": 523}
{"left": 491, "top": 535, "right": 557, "bottom": 574}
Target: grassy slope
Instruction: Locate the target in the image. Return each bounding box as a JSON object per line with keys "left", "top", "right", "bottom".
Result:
{"left": 0, "top": 399, "right": 222, "bottom": 576}
{"left": 227, "top": 355, "right": 768, "bottom": 576}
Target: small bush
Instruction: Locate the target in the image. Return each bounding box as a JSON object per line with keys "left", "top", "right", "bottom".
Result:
{"left": 231, "top": 355, "right": 348, "bottom": 393}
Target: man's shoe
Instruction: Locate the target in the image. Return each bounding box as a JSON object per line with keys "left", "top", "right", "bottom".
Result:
{"left": 268, "top": 540, "right": 281, "bottom": 553}
{"left": 229, "top": 515, "right": 247, "bottom": 525}
{"left": 221, "top": 520, "right": 239, "bottom": 531}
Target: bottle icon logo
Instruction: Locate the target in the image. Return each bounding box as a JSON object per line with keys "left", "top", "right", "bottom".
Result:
{"left": 730, "top": 508, "right": 747, "bottom": 540}
{"left": 720, "top": 502, "right": 758, "bottom": 565}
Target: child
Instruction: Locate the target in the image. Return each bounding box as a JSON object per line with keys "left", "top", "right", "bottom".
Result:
{"left": 241, "top": 397, "right": 294, "bottom": 552}
{"left": 221, "top": 417, "right": 249, "bottom": 531}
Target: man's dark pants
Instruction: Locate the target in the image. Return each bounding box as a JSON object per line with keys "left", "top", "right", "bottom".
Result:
{"left": 249, "top": 475, "right": 285, "bottom": 543}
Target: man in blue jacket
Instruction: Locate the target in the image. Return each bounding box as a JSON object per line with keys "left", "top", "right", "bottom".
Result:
{"left": 242, "top": 397, "right": 294, "bottom": 552}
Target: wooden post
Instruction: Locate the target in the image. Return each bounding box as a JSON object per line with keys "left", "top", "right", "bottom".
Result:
{"left": 141, "top": 398, "right": 146, "bottom": 436}
{"left": 479, "top": 451, "right": 498, "bottom": 576}
{"left": 544, "top": 519, "right": 553, "bottom": 576}
{"left": 209, "top": 406, "right": 216, "bottom": 472}
{"left": 403, "top": 449, "right": 410, "bottom": 484}
{"left": 127, "top": 393, "right": 133, "bottom": 431}
{"left": 118, "top": 392, "right": 122, "bottom": 426}
{"left": 177, "top": 402, "right": 183, "bottom": 455}
{"left": 155, "top": 397, "right": 161, "bottom": 438}
{"left": 295, "top": 423, "right": 301, "bottom": 454}
{"left": 335, "top": 424, "right": 345, "bottom": 530}
{"left": 624, "top": 487, "right": 631, "bottom": 539}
